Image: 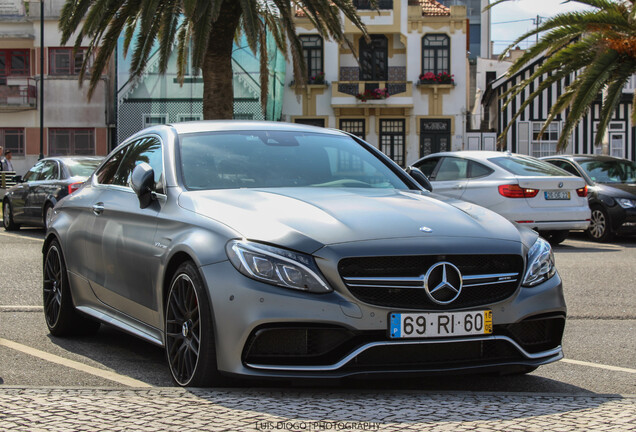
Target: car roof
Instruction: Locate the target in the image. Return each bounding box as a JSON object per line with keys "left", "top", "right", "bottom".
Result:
{"left": 165, "top": 120, "right": 345, "bottom": 136}
{"left": 421, "top": 151, "right": 531, "bottom": 161}
{"left": 542, "top": 154, "right": 631, "bottom": 162}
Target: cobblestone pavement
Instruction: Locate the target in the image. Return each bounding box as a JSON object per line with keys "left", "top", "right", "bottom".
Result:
{"left": 0, "top": 388, "right": 634, "bottom": 431}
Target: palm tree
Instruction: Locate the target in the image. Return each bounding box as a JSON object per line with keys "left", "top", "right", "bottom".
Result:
{"left": 488, "top": 0, "right": 636, "bottom": 152}
{"left": 60, "top": 0, "right": 368, "bottom": 119}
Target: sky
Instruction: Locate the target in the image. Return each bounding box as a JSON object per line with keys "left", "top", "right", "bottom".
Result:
{"left": 489, "top": 0, "right": 593, "bottom": 55}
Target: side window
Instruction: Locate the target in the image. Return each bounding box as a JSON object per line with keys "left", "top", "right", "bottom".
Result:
{"left": 413, "top": 157, "right": 440, "bottom": 177}
{"left": 468, "top": 161, "right": 494, "bottom": 179}
{"left": 434, "top": 157, "right": 468, "bottom": 181}
{"left": 40, "top": 161, "right": 59, "bottom": 181}
{"left": 113, "top": 136, "right": 164, "bottom": 192}
{"left": 553, "top": 160, "right": 581, "bottom": 177}
{"left": 95, "top": 147, "right": 127, "bottom": 185}
{"left": 23, "top": 161, "right": 45, "bottom": 181}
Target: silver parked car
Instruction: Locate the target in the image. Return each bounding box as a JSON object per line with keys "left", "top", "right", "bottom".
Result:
{"left": 411, "top": 151, "right": 591, "bottom": 245}
{"left": 44, "top": 122, "right": 566, "bottom": 386}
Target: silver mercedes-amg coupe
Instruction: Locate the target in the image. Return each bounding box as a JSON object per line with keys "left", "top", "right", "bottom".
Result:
{"left": 43, "top": 121, "right": 566, "bottom": 386}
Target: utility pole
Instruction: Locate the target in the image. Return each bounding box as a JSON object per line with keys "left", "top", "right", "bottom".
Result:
{"left": 39, "top": 0, "right": 44, "bottom": 160}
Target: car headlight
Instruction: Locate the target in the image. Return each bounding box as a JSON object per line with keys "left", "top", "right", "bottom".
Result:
{"left": 226, "top": 240, "right": 332, "bottom": 293}
{"left": 617, "top": 198, "right": 636, "bottom": 209}
{"left": 522, "top": 237, "right": 556, "bottom": 287}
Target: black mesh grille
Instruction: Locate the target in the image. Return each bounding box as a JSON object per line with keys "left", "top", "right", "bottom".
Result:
{"left": 339, "top": 255, "right": 524, "bottom": 310}
{"left": 500, "top": 315, "right": 565, "bottom": 354}
{"left": 346, "top": 340, "right": 521, "bottom": 370}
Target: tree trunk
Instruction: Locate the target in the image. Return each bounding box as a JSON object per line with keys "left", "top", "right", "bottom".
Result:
{"left": 202, "top": 1, "right": 242, "bottom": 119}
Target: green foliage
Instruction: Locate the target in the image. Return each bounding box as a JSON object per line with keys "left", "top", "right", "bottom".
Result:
{"left": 59, "top": 0, "right": 369, "bottom": 118}
{"left": 489, "top": 0, "right": 636, "bottom": 151}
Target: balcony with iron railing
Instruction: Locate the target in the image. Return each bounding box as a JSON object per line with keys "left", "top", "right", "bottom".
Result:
{"left": 0, "top": 76, "right": 37, "bottom": 111}
{"left": 331, "top": 80, "right": 413, "bottom": 106}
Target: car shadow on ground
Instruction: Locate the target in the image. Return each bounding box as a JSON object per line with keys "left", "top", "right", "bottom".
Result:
{"left": 48, "top": 322, "right": 596, "bottom": 395}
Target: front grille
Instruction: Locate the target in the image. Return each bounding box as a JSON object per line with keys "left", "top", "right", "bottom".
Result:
{"left": 339, "top": 255, "right": 524, "bottom": 309}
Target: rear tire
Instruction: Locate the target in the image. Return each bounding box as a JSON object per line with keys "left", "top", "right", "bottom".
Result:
{"left": 541, "top": 230, "right": 569, "bottom": 246}
{"left": 43, "top": 239, "right": 100, "bottom": 336}
{"left": 3, "top": 200, "right": 19, "bottom": 231}
{"left": 587, "top": 206, "right": 614, "bottom": 242}
{"left": 165, "top": 261, "right": 228, "bottom": 387}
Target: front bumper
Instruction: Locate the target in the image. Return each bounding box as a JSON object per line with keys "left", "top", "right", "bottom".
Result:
{"left": 201, "top": 259, "right": 566, "bottom": 378}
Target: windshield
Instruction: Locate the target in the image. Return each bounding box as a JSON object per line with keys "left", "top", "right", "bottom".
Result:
{"left": 489, "top": 156, "right": 572, "bottom": 177}
{"left": 179, "top": 131, "right": 409, "bottom": 190}
{"left": 578, "top": 159, "right": 636, "bottom": 184}
{"left": 66, "top": 159, "right": 102, "bottom": 177}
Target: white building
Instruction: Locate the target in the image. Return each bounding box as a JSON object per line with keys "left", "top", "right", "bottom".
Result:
{"left": 282, "top": 0, "right": 469, "bottom": 167}
{"left": 0, "top": 0, "right": 113, "bottom": 176}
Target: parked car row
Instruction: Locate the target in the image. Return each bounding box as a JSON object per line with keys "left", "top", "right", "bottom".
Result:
{"left": 409, "top": 151, "right": 635, "bottom": 244}
{"left": 409, "top": 151, "right": 590, "bottom": 245}
{"left": 0, "top": 121, "right": 631, "bottom": 388}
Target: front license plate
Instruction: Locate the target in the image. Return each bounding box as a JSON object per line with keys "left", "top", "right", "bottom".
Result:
{"left": 545, "top": 190, "right": 570, "bottom": 200}
{"left": 389, "top": 310, "right": 492, "bottom": 339}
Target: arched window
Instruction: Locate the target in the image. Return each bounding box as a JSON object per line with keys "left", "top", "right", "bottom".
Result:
{"left": 422, "top": 34, "right": 450, "bottom": 75}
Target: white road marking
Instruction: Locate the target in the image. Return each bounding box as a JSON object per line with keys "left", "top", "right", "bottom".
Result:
{"left": 0, "top": 306, "right": 43, "bottom": 312}
{"left": 562, "top": 358, "right": 636, "bottom": 374}
{"left": 0, "top": 338, "right": 153, "bottom": 388}
{"left": 0, "top": 231, "right": 44, "bottom": 242}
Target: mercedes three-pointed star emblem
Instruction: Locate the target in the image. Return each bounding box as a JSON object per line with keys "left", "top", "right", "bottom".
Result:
{"left": 423, "top": 262, "right": 463, "bottom": 305}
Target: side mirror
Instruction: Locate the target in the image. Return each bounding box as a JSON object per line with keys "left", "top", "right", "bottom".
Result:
{"left": 406, "top": 166, "right": 433, "bottom": 192}
{"left": 130, "top": 163, "right": 155, "bottom": 209}
{"left": 13, "top": 175, "right": 23, "bottom": 183}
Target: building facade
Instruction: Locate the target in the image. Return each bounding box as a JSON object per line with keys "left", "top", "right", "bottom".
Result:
{"left": 0, "top": 0, "right": 112, "bottom": 175}
{"left": 483, "top": 55, "right": 636, "bottom": 161}
{"left": 116, "top": 34, "right": 286, "bottom": 145}
{"left": 282, "top": 0, "right": 469, "bottom": 167}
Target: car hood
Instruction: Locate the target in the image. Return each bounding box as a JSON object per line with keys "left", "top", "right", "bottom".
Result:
{"left": 178, "top": 188, "right": 524, "bottom": 254}
{"left": 593, "top": 182, "right": 636, "bottom": 198}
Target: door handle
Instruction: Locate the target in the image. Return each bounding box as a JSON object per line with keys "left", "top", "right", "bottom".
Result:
{"left": 453, "top": 184, "right": 463, "bottom": 189}
{"left": 92, "top": 203, "right": 104, "bottom": 215}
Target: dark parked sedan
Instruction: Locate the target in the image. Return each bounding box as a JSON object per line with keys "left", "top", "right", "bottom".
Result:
{"left": 3, "top": 156, "right": 102, "bottom": 230}
{"left": 44, "top": 121, "right": 566, "bottom": 387}
{"left": 542, "top": 155, "right": 636, "bottom": 241}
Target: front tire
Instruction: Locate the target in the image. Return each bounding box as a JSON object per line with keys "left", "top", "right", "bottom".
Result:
{"left": 3, "top": 200, "right": 19, "bottom": 231}
{"left": 43, "top": 239, "right": 100, "bottom": 336}
{"left": 587, "top": 206, "right": 614, "bottom": 242}
{"left": 165, "top": 261, "right": 225, "bottom": 387}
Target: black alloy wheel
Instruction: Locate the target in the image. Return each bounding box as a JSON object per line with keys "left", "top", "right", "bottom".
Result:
{"left": 43, "top": 239, "right": 100, "bottom": 336}
{"left": 165, "top": 261, "right": 223, "bottom": 387}
{"left": 3, "top": 200, "right": 19, "bottom": 231}
{"left": 587, "top": 205, "right": 614, "bottom": 242}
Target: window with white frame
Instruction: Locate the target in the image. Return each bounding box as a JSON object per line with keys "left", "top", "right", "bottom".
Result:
{"left": 177, "top": 114, "right": 202, "bottom": 122}
{"left": 593, "top": 121, "right": 625, "bottom": 158}
{"left": 531, "top": 122, "right": 560, "bottom": 157}
{"left": 143, "top": 114, "right": 168, "bottom": 129}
